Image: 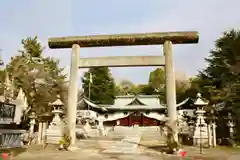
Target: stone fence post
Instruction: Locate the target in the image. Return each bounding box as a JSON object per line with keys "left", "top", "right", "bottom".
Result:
{"left": 29, "top": 112, "right": 37, "bottom": 137}
{"left": 37, "top": 121, "right": 43, "bottom": 144}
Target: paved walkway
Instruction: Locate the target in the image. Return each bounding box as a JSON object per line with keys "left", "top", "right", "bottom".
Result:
{"left": 102, "top": 126, "right": 142, "bottom": 154}
{"left": 11, "top": 126, "right": 240, "bottom": 160}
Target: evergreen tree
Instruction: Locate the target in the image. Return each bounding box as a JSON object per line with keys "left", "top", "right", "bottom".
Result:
{"left": 115, "top": 79, "right": 138, "bottom": 95}
{"left": 6, "top": 36, "right": 67, "bottom": 115}
{"left": 149, "top": 68, "right": 165, "bottom": 90}
{"left": 197, "top": 29, "right": 240, "bottom": 139}
{"left": 135, "top": 84, "right": 155, "bottom": 95}
{"left": 198, "top": 29, "right": 240, "bottom": 105}
{"left": 143, "top": 68, "right": 190, "bottom": 103}
{"left": 82, "top": 67, "right": 115, "bottom": 104}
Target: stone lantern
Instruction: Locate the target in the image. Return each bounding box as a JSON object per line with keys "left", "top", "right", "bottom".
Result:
{"left": 50, "top": 96, "right": 64, "bottom": 125}
{"left": 193, "top": 93, "right": 209, "bottom": 147}
{"left": 46, "top": 95, "right": 64, "bottom": 144}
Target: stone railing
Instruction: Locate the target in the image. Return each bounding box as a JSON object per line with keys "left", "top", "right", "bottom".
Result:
{"left": 0, "top": 129, "right": 25, "bottom": 148}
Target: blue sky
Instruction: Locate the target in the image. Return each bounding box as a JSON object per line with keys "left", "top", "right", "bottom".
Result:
{"left": 0, "top": 0, "right": 239, "bottom": 85}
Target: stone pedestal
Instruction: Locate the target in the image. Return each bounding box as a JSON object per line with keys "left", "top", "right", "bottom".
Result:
{"left": 193, "top": 110, "right": 209, "bottom": 147}
{"left": 46, "top": 108, "right": 63, "bottom": 144}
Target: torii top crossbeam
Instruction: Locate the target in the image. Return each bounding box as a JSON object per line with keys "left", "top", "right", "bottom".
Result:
{"left": 48, "top": 31, "right": 199, "bottom": 49}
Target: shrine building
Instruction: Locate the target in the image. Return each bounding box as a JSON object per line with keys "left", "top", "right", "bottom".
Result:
{"left": 77, "top": 95, "right": 189, "bottom": 126}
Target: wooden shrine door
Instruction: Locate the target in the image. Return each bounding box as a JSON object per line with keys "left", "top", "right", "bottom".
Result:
{"left": 129, "top": 112, "right": 142, "bottom": 126}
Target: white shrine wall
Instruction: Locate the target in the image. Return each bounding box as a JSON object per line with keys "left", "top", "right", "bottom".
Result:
{"left": 142, "top": 112, "right": 167, "bottom": 121}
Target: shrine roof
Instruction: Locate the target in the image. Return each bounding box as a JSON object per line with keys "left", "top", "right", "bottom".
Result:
{"left": 114, "top": 94, "right": 162, "bottom": 107}
{"left": 77, "top": 95, "right": 190, "bottom": 111}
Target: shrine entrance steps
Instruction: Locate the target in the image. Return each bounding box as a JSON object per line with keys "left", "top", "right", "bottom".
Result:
{"left": 106, "top": 126, "right": 164, "bottom": 139}
{"left": 75, "top": 126, "right": 166, "bottom": 154}
{"left": 75, "top": 125, "right": 166, "bottom": 142}
{"left": 101, "top": 126, "right": 166, "bottom": 154}
{"left": 102, "top": 126, "right": 142, "bottom": 154}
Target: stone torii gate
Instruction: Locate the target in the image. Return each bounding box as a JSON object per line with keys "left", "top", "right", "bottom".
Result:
{"left": 48, "top": 31, "right": 199, "bottom": 146}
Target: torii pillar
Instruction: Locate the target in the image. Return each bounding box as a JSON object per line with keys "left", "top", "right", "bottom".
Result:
{"left": 67, "top": 44, "right": 80, "bottom": 145}
{"left": 164, "top": 40, "right": 178, "bottom": 141}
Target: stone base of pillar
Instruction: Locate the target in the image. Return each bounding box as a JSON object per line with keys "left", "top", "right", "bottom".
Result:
{"left": 68, "top": 145, "right": 80, "bottom": 151}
